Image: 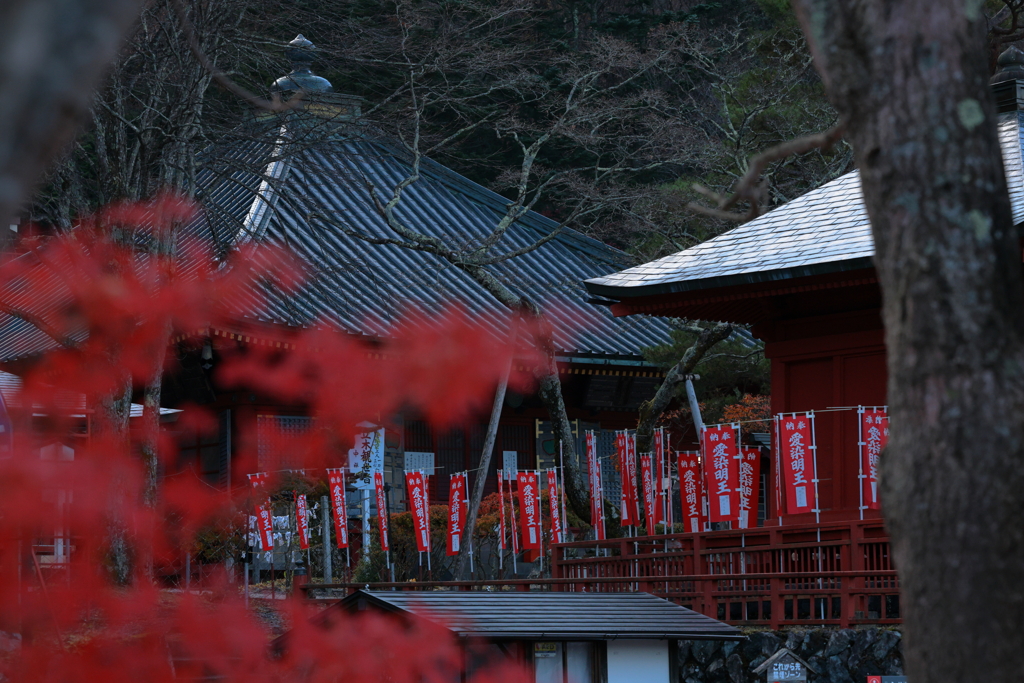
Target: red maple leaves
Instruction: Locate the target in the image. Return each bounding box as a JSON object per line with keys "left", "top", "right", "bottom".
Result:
{"left": 0, "top": 195, "right": 536, "bottom": 683}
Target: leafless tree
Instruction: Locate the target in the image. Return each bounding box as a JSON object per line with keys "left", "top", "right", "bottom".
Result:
{"left": 296, "top": 3, "right": 706, "bottom": 554}
{"left": 8, "top": 0, "right": 272, "bottom": 582}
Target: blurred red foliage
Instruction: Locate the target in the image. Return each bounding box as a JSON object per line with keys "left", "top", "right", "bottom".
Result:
{"left": 0, "top": 195, "right": 535, "bottom": 682}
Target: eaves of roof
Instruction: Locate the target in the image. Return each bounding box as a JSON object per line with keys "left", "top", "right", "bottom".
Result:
{"left": 585, "top": 109, "right": 1024, "bottom": 304}
{"left": 587, "top": 255, "right": 875, "bottom": 300}
{"left": 337, "top": 590, "right": 743, "bottom": 642}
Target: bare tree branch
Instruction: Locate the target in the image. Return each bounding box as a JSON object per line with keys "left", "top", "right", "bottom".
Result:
{"left": 688, "top": 119, "right": 847, "bottom": 222}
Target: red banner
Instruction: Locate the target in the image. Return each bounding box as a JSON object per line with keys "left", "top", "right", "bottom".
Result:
{"left": 517, "top": 471, "right": 541, "bottom": 550}
{"left": 374, "top": 471, "right": 390, "bottom": 552}
{"left": 447, "top": 472, "right": 466, "bottom": 556}
{"left": 498, "top": 471, "right": 508, "bottom": 550}
{"left": 586, "top": 431, "right": 605, "bottom": 540}
{"left": 702, "top": 424, "right": 740, "bottom": 523}
{"left": 777, "top": 413, "right": 815, "bottom": 515}
{"left": 247, "top": 472, "right": 274, "bottom": 551}
{"left": 295, "top": 493, "right": 310, "bottom": 550}
{"left": 327, "top": 468, "right": 349, "bottom": 548}
{"left": 641, "top": 453, "right": 658, "bottom": 534}
{"left": 677, "top": 452, "right": 704, "bottom": 533}
{"left": 405, "top": 471, "right": 431, "bottom": 553}
{"left": 619, "top": 432, "right": 639, "bottom": 526}
{"left": 860, "top": 408, "right": 888, "bottom": 511}
{"left": 737, "top": 447, "right": 761, "bottom": 529}
{"left": 547, "top": 469, "right": 563, "bottom": 543}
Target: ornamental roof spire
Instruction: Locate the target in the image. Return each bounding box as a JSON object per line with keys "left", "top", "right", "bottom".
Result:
{"left": 271, "top": 34, "right": 333, "bottom": 95}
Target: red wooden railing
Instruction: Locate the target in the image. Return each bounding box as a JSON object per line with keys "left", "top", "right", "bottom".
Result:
{"left": 300, "top": 519, "right": 899, "bottom": 629}
{"left": 550, "top": 518, "right": 899, "bottom": 628}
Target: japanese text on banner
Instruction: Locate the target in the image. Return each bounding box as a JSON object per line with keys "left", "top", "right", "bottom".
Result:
{"left": 860, "top": 408, "right": 888, "bottom": 511}
{"left": 737, "top": 447, "right": 761, "bottom": 529}
{"left": 701, "top": 424, "right": 740, "bottom": 523}
{"left": 586, "top": 431, "right": 606, "bottom": 540}
{"left": 677, "top": 452, "right": 704, "bottom": 533}
{"left": 619, "top": 432, "right": 639, "bottom": 526}
{"left": 247, "top": 472, "right": 274, "bottom": 551}
{"left": 374, "top": 471, "right": 390, "bottom": 552}
{"left": 547, "top": 469, "right": 563, "bottom": 544}
{"left": 447, "top": 473, "right": 466, "bottom": 556}
{"left": 640, "top": 453, "right": 658, "bottom": 533}
{"left": 296, "top": 493, "right": 310, "bottom": 550}
{"left": 516, "top": 471, "right": 542, "bottom": 550}
{"left": 327, "top": 468, "right": 349, "bottom": 548}
{"left": 405, "top": 471, "right": 431, "bottom": 552}
{"left": 777, "top": 414, "right": 815, "bottom": 515}
{"left": 654, "top": 429, "right": 668, "bottom": 523}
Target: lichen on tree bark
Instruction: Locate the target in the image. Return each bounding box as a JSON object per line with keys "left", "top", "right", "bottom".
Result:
{"left": 791, "top": 2, "right": 1024, "bottom": 681}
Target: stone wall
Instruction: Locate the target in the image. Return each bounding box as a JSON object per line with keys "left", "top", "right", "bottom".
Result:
{"left": 678, "top": 628, "right": 903, "bottom": 683}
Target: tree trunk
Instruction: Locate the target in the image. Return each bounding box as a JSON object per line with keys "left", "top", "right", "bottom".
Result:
{"left": 461, "top": 265, "right": 592, "bottom": 523}
{"left": 141, "top": 374, "right": 163, "bottom": 510}
{"left": 96, "top": 375, "right": 134, "bottom": 586}
{"left": 634, "top": 323, "right": 733, "bottom": 453}
{"left": 792, "top": 2, "right": 1024, "bottom": 682}
{"left": 0, "top": 0, "right": 146, "bottom": 229}
{"left": 535, "top": 362, "right": 590, "bottom": 523}
{"left": 454, "top": 322, "right": 516, "bottom": 580}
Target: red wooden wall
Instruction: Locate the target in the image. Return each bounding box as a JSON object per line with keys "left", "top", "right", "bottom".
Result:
{"left": 766, "top": 314, "right": 887, "bottom": 523}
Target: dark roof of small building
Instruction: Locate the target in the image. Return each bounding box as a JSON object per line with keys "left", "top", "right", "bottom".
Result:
{"left": 585, "top": 110, "right": 1024, "bottom": 301}
{"left": 339, "top": 590, "right": 743, "bottom": 641}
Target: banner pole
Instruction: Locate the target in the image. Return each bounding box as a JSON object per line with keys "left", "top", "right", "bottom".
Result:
{"left": 810, "top": 411, "right": 821, "bottom": 526}
{"left": 741, "top": 531, "right": 747, "bottom": 593}
{"left": 509, "top": 471, "right": 518, "bottom": 575}
{"left": 498, "top": 469, "right": 504, "bottom": 575}
{"left": 464, "top": 475, "right": 473, "bottom": 577}
{"left": 559, "top": 463, "right": 566, "bottom": 546}
{"left": 774, "top": 416, "right": 783, "bottom": 525}
{"left": 858, "top": 406, "right": 865, "bottom": 520}
{"left": 537, "top": 469, "right": 544, "bottom": 574}
{"left": 562, "top": 463, "right": 569, "bottom": 545}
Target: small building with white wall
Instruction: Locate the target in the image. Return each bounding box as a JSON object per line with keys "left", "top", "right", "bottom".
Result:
{"left": 332, "top": 590, "right": 743, "bottom": 683}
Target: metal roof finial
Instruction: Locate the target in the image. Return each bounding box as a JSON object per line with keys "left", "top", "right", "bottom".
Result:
{"left": 271, "top": 34, "right": 333, "bottom": 95}
{"left": 991, "top": 45, "right": 1024, "bottom": 85}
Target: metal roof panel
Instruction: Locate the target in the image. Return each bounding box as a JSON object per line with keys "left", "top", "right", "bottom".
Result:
{"left": 343, "top": 590, "right": 742, "bottom": 640}
{"left": 586, "top": 110, "right": 1024, "bottom": 299}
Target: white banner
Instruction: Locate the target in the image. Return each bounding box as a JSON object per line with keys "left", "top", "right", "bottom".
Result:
{"left": 349, "top": 426, "right": 385, "bottom": 488}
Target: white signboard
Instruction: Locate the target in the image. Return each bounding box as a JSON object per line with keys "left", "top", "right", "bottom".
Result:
{"left": 349, "top": 427, "right": 385, "bottom": 488}
{"left": 502, "top": 451, "right": 518, "bottom": 479}
{"left": 404, "top": 451, "right": 435, "bottom": 475}
{"left": 771, "top": 661, "right": 806, "bottom": 682}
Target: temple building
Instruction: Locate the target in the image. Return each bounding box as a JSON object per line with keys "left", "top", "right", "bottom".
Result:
{"left": 585, "top": 47, "right": 1024, "bottom": 525}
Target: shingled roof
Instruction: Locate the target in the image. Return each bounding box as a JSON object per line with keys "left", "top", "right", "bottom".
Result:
{"left": 585, "top": 108, "right": 1024, "bottom": 301}
{"left": 338, "top": 590, "right": 743, "bottom": 641}
{"left": 0, "top": 52, "right": 672, "bottom": 365}
{"left": 184, "top": 123, "right": 671, "bottom": 361}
